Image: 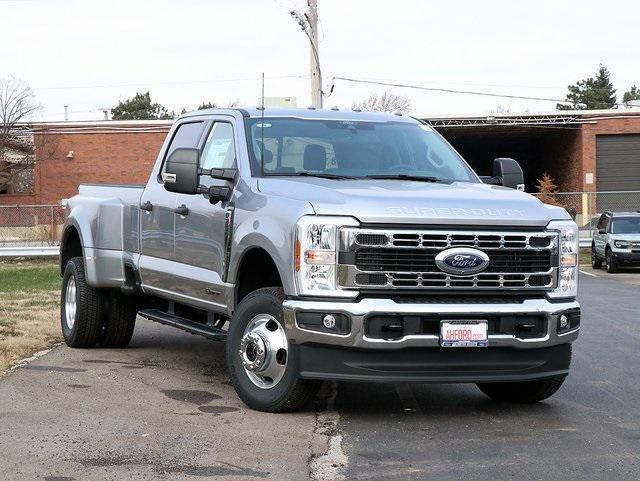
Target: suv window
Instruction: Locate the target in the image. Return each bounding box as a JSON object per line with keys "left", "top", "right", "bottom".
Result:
{"left": 165, "top": 121, "right": 206, "bottom": 160}
{"left": 200, "top": 122, "right": 236, "bottom": 169}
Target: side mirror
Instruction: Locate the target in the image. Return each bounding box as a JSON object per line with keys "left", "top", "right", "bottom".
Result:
{"left": 492, "top": 158, "right": 524, "bottom": 190}
{"left": 163, "top": 148, "right": 200, "bottom": 194}
{"left": 598, "top": 229, "right": 606, "bottom": 235}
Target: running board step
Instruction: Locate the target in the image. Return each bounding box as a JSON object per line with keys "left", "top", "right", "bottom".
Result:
{"left": 138, "top": 309, "right": 227, "bottom": 341}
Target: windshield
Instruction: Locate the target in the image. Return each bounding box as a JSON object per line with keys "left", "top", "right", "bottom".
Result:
{"left": 245, "top": 117, "right": 478, "bottom": 182}
{"left": 611, "top": 217, "right": 640, "bottom": 234}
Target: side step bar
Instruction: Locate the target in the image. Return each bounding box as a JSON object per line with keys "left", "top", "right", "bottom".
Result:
{"left": 138, "top": 309, "right": 227, "bottom": 341}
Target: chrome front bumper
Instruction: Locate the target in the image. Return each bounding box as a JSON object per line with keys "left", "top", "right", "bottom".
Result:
{"left": 282, "top": 297, "right": 580, "bottom": 349}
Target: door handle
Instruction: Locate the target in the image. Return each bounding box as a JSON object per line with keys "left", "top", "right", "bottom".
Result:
{"left": 173, "top": 204, "right": 189, "bottom": 216}
{"left": 140, "top": 200, "right": 153, "bottom": 212}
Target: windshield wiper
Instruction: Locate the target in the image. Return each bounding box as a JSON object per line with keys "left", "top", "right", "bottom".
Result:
{"left": 268, "top": 172, "right": 357, "bottom": 180}
{"left": 362, "top": 174, "right": 447, "bottom": 183}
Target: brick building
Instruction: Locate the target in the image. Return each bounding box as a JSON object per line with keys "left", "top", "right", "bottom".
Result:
{"left": 1, "top": 111, "right": 639, "bottom": 220}
{"left": 0, "top": 120, "right": 171, "bottom": 206}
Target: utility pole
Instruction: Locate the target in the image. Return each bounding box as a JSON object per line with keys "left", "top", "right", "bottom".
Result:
{"left": 291, "top": 0, "right": 323, "bottom": 108}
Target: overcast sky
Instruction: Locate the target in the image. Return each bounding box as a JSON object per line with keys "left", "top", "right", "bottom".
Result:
{"left": 1, "top": 0, "right": 638, "bottom": 121}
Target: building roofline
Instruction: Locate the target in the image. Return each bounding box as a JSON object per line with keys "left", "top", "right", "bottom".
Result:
{"left": 22, "top": 119, "right": 174, "bottom": 128}
{"left": 420, "top": 108, "right": 640, "bottom": 128}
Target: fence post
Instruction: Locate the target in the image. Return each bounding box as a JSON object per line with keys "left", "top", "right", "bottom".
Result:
{"left": 50, "top": 205, "right": 55, "bottom": 244}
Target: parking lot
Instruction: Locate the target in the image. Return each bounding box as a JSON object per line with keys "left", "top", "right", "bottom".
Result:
{"left": 1, "top": 270, "right": 639, "bottom": 481}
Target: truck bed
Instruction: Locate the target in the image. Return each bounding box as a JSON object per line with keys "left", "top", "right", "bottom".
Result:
{"left": 73, "top": 183, "right": 144, "bottom": 254}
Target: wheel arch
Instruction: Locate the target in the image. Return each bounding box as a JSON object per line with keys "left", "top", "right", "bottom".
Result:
{"left": 233, "top": 246, "right": 286, "bottom": 306}
{"left": 60, "top": 221, "right": 84, "bottom": 275}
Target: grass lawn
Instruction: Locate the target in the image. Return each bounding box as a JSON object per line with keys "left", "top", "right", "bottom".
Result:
{"left": 0, "top": 259, "right": 62, "bottom": 372}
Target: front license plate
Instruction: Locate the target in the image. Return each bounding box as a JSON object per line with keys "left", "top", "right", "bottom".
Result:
{"left": 440, "top": 320, "right": 488, "bottom": 347}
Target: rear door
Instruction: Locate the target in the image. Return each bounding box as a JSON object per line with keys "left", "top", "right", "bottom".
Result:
{"left": 139, "top": 120, "right": 206, "bottom": 292}
{"left": 174, "top": 118, "right": 237, "bottom": 310}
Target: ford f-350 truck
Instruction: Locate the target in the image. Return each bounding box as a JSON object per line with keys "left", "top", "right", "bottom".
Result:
{"left": 60, "top": 108, "right": 580, "bottom": 412}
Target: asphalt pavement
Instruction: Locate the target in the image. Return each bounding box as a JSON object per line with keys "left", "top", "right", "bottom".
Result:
{"left": 1, "top": 269, "right": 640, "bottom": 480}
{"left": 334, "top": 269, "right": 640, "bottom": 480}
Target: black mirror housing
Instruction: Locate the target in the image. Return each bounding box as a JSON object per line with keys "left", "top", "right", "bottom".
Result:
{"left": 492, "top": 158, "right": 524, "bottom": 190}
{"left": 163, "top": 148, "right": 200, "bottom": 194}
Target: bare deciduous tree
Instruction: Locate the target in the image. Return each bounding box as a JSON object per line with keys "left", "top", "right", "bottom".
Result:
{"left": 0, "top": 77, "right": 40, "bottom": 194}
{"left": 351, "top": 91, "right": 412, "bottom": 114}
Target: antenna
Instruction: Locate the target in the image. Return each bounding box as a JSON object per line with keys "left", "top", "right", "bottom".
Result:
{"left": 260, "top": 72, "right": 265, "bottom": 177}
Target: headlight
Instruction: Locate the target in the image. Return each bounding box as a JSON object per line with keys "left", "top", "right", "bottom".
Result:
{"left": 547, "top": 220, "right": 579, "bottom": 299}
{"left": 614, "top": 240, "right": 630, "bottom": 249}
{"left": 294, "top": 216, "right": 359, "bottom": 297}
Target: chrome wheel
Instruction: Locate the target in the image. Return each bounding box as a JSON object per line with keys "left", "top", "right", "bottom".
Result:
{"left": 238, "top": 314, "right": 288, "bottom": 389}
{"left": 64, "top": 275, "right": 77, "bottom": 330}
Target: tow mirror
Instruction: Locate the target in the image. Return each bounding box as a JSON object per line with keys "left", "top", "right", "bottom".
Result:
{"left": 492, "top": 158, "right": 524, "bottom": 190}
{"left": 163, "top": 148, "right": 200, "bottom": 194}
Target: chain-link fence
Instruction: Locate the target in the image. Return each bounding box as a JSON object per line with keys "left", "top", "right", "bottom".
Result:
{"left": 0, "top": 193, "right": 637, "bottom": 253}
{"left": 533, "top": 190, "right": 640, "bottom": 245}
{"left": 0, "top": 205, "right": 66, "bottom": 248}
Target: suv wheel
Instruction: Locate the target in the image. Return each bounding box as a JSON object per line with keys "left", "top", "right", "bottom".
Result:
{"left": 591, "top": 246, "right": 602, "bottom": 269}
{"left": 606, "top": 249, "right": 618, "bottom": 273}
{"left": 226, "top": 287, "right": 320, "bottom": 412}
{"left": 61, "top": 257, "right": 105, "bottom": 347}
{"left": 477, "top": 376, "right": 565, "bottom": 403}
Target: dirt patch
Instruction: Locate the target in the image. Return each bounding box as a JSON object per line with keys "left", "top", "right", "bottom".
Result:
{"left": 0, "top": 290, "right": 62, "bottom": 372}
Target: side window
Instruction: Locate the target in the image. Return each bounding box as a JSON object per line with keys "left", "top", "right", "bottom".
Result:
{"left": 200, "top": 122, "right": 236, "bottom": 169}
{"left": 602, "top": 215, "right": 610, "bottom": 232}
{"left": 165, "top": 121, "right": 206, "bottom": 160}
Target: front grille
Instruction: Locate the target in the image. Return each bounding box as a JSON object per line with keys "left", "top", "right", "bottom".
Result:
{"left": 355, "top": 248, "right": 551, "bottom": 273}
{"left": 340, "top": 228, "right": 558, "bottom": 291}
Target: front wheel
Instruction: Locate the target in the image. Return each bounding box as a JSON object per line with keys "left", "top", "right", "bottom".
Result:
{"left": 477, "top": 376, "right": 565, "bottom": 403}
{"left": 226, "top": 287, "right": 320, "bottom": 412}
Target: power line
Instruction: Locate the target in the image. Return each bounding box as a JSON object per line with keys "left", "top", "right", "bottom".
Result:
{"left": 332, "top": 76, "right": 630, "bottom": 108}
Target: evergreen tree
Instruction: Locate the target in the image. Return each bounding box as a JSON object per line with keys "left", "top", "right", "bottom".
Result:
{"left": 623, "top": 85, "right": 640, "bottom": 105}
{"left": 198, "top": 101, "right": 218, "bottom": 110}
{"left": 557, "top": 64, "right": 617, "bottom": 110}
{"left": 111, "top": 92, "right": 174, "bottom": 120}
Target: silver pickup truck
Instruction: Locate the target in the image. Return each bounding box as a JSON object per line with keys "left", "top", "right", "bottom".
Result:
{"left": 60, "top": 107, "right": 580, "bottom": 412}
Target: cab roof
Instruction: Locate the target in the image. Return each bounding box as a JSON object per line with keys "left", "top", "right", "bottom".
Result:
{"left": 180, "top": 106, "right": 420, "bottom": 124}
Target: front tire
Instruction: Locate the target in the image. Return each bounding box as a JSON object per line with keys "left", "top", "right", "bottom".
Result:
{"left": 61, "top": 257, "right": 105, "bottom": 348}
{"left": 606, "top": 250, "right": 618, "bottom": 273}
{"left": 591, "top": 246, "right": 602, "bottom": 269}
{"left": 477, "top": 376, "right": 565, "bottom": 403}
{"left": 226, "top": 287, "right": 320, "bottom": 412}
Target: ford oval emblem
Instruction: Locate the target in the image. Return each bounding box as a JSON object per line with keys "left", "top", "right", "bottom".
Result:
{"left": 435, "top": 247, "right": 489, "bottom": 276}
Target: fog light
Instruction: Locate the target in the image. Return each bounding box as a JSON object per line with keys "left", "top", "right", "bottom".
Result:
{"left": 322, "top": 314, "right": 337, "bottom": 329}
{"left": 559, "top": 314, "right": 568, "bottom": 329}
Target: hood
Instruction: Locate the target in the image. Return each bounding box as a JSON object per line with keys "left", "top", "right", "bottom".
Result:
{"left": 257, "top": 177, "right": 570, "bottom": 227}
{"left": 609, "top": 233, "right": 640, "bottom": 240}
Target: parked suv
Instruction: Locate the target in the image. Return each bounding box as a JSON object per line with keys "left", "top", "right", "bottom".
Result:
{"left": 592, "top": 211, "right": 640, "bottom": 272}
